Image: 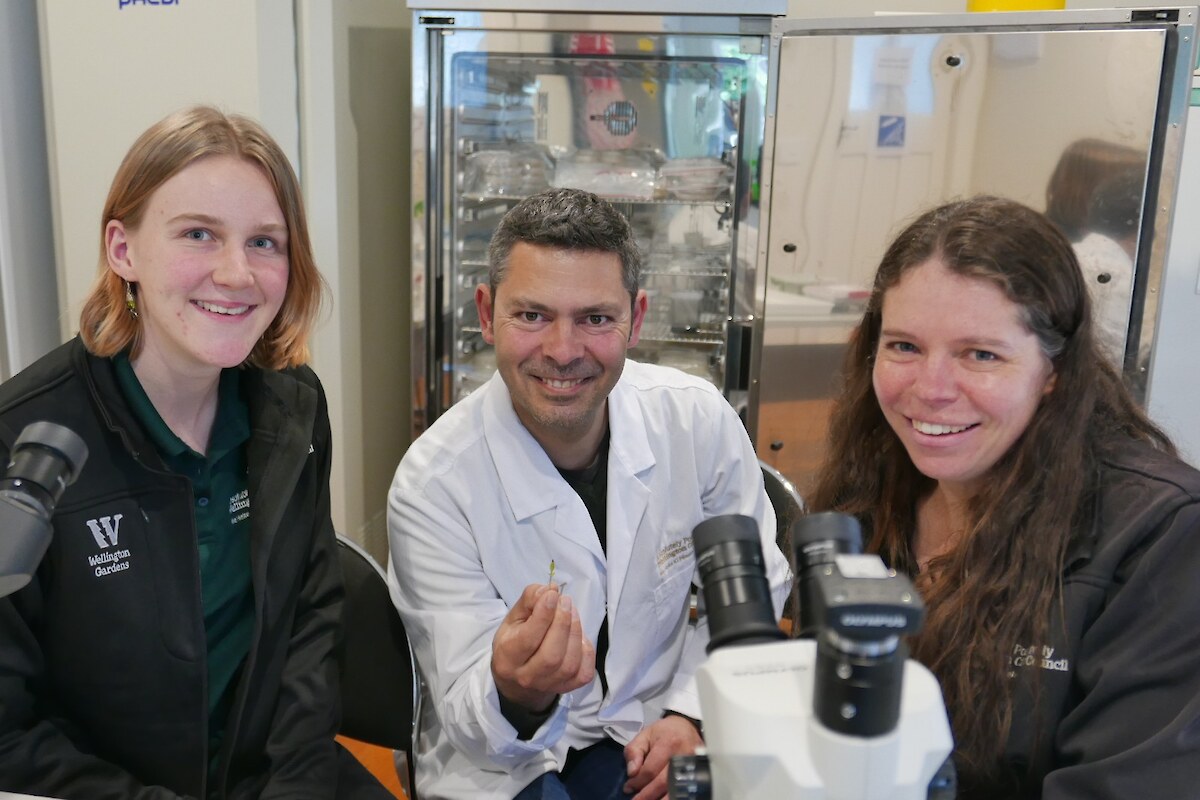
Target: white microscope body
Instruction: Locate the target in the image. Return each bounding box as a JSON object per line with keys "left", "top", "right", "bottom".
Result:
{"left": 696, "top": 638, "right": 952, "bottom": 799}
{"left": 673, "top": 512, "right": 956, "bottom": 800}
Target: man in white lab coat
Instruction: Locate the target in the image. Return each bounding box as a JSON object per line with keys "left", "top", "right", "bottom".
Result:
{"left": 387, "top": 188, "right": 790, "bottom": 800}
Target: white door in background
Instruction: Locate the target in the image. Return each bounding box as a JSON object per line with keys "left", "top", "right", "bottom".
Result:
{"left": 770, "top": 32, "right": 985, "bottom": 294}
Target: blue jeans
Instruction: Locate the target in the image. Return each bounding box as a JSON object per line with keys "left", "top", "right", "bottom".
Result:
{"left": 514, "top": 739, "right": 632, "bottom": 800}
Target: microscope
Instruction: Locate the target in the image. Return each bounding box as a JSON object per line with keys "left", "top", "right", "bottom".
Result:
{"left": 0, "top": 421, "right": 88, "bottom": 598}
{"left": 668, "top": 512, "right": 956, "bottom": 799}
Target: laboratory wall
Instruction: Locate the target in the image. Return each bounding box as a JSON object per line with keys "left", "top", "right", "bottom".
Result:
{"left": 297, "top": 1, "right": 412, "bottom": 559}
{"left": 0, "top": 1, "right": 62, "bottom": 380}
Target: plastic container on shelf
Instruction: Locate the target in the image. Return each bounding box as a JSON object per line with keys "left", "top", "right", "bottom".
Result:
{"left": 462, "top": 145, "right": 552, "bottom": 197}
{"left": 551, "top": 148, "right": 658, "bottom": 200}
{"left": 658, "top": 157, "right": 732, "bottom": 201}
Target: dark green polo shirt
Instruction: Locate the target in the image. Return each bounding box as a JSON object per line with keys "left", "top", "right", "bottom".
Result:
{"left": 114, "top": 354, "right": 253, "bottom": 762}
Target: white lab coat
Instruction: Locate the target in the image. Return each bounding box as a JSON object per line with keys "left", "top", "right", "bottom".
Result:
{"left": 387, "top": 361, "right": 790, "bottom": 799}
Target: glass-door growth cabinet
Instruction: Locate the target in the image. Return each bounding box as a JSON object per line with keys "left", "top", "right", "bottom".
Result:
{"left": 410, "top": 2, "right": 783, "bottom": 434}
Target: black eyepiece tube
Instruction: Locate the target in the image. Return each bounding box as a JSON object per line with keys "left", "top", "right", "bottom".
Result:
{"left": 7, "top": 421, "right": 89, "bottom": 508}
{"left": 792, "top": 512, "right": 863, "bottom": 638}
{"left": 692, "top": 514, "right": 784, "bottom": 653}
{"left": 0, "top": 421, "right": 89, "bottom": 597}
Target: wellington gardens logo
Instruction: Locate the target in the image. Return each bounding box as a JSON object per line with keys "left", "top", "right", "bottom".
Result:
{"left": 87, "top": 515, "right": 121, "bottom": 548}
{"left": 85, "top": 514, "right": 132, "bottom": 577}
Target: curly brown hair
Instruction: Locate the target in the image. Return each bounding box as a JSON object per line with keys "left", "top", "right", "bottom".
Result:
{"left": 808, "top": 196, "right": 1171, "bottom": 783}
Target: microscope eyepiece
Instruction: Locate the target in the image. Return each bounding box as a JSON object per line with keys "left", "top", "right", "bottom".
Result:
{"left": 792, "top": 512, "right": 925, "bottom": 737}
{"left": 693, "top": 514, "right": 784, "bottom": 653}
{"left": 0, "top": 421, "right": 88, "bottom": 597}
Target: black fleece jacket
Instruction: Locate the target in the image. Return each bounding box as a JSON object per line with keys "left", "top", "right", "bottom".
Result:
{"left": 958, "top": 438, "right": 1200, "bottom": 799}
{"left": 0, "top": 338, "right": 385, "bottom": 799}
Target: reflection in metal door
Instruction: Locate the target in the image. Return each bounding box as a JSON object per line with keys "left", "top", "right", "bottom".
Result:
{"left": 771, "top": 34, "right": 985, "bottom": 292}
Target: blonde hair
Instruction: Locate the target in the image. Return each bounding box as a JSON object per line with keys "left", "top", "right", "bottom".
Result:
{"left": 79, "top": 105, "right": 325, "bottom": 369}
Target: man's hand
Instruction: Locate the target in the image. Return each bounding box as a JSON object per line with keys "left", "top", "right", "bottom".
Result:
{"left": 491, "top": 583, "right": 596, "bottom": 712}
{"left": 623, "top": 715, "right": 704, "bottom": 800}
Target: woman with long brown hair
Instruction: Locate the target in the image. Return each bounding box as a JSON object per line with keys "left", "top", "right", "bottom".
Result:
{"left": 810, "top": 196, "right": 1200, "bottom": 798}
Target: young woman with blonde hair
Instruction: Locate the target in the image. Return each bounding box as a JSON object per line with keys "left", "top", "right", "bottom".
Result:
{"left": 0, "top": 106, "right": 390, "bottom": 799}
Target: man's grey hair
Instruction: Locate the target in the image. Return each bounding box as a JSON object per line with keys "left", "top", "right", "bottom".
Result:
{"left": 486, "top": 188, "right": 642, "bottom": 301}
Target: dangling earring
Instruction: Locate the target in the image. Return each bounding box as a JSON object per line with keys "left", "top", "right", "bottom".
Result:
{"left": 124, "top": 281, "right": 138, "bottom": 319}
